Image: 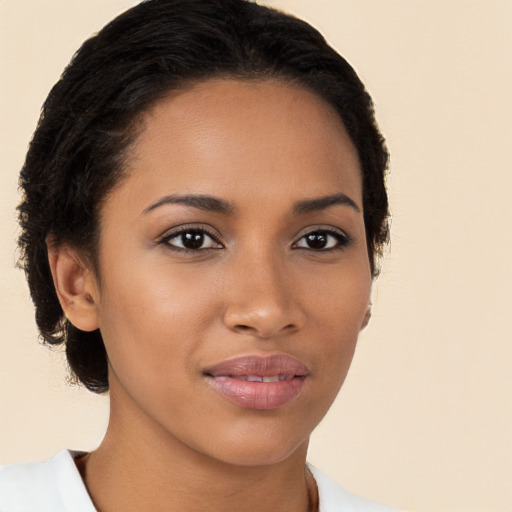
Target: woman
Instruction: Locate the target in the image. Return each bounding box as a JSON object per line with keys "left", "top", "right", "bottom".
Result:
{"left": 0, "top": 0, "right": 399, "bottom": 510}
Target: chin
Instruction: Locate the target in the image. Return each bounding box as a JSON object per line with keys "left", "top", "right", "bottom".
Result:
{"left": 210, "top": 441, "right": 308, "bottom": 468}
{"left": 193, "top": 418, "right": 311, "bottom": 468}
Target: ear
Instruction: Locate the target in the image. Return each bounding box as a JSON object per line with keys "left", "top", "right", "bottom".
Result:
{"left": 360, "top": 302, "right": 372, "bottom": 331}
{"left": 47, "top": 242, "right": 100, "bottom": 332}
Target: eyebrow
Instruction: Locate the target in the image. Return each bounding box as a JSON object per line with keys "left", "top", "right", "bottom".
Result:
{"left": 293, "top": 193, "right": 361, "bottom": 214}
{"left": 143, "top": 194, "right": 235, "bottom": 215}
{"left": 143, "top": 192, "right": 360, "bottom": 216}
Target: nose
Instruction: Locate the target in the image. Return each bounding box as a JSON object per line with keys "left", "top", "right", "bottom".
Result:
{"left": 222, "top": 251, "right": 306, "bottom": 339}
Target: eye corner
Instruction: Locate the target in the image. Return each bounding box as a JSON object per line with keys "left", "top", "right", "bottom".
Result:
{"left": 157, "top": 224, "right": 224, "bottom": 253}
{"left": 292, "top": 226, "right": 352, "bottom": 252}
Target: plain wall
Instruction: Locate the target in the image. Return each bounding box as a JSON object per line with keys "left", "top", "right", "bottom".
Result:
{"left": 1, "top": 1, "right": 511, "bottom": 511}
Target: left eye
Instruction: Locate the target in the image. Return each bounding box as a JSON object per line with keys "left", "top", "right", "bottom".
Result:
{"left": 294, "top": 230, "right": 349, "bottom": 250}
{"left": 162, "top": 229, "right": 222, "bottom": 251}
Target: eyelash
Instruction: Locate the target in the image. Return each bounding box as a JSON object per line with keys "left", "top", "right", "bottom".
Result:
{"left": 292, "top": 228, "right": 351, "bottom": 252}
{"left": 157, "top": 225, "right": 223, "bottom": 253}
{"left": 157, "top": 226, "right": 351, "bottom": 253}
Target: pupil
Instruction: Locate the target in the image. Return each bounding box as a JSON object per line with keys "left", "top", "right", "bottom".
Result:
{"left": 182, "top": 231, "right": 204, "bottom": 249}
{"left": 306, "top": 232, "right": 327, "bottom": 249}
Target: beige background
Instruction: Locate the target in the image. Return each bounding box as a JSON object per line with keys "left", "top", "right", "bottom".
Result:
{"left": 1, "top": 1, "right": 511, "bottom": 511}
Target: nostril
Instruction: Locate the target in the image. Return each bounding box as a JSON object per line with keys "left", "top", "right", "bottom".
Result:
{"left": 233, "top": 324, "right": 255, "bottom": 334}
{"left": 232, "top": 322, "right": 298, "bottom": 338}
{"left": 224, "top": 300, "right": 306, "bottom": 338}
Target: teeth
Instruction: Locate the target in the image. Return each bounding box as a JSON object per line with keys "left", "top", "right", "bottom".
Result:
{"left": 242, "top": 375, "right": 284, "bottom": 382}
{"left": 246, "top": 375, "right": 263, "bottom": 382}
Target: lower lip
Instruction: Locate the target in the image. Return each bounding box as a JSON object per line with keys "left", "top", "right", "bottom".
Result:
{"left": 206, "top": 376, "right": 306, "bottom": 410}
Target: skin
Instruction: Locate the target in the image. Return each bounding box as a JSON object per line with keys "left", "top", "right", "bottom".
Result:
{"left": 50, "top": 79, "right": 372, "bottom": 512}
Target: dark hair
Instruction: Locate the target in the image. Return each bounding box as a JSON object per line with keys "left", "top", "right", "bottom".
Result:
{"left": 17, "top": 0, "right": 389, "bottom": 394}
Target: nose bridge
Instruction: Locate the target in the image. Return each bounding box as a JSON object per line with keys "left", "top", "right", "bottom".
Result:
{"left": 223, "top": 243, "right": 304, "bottom": 338}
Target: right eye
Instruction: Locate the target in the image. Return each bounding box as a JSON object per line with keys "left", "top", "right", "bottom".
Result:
{"left": 159, "top": 228, "right": 223, "bottom": 252}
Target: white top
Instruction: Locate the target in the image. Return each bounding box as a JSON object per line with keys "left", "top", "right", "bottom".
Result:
{"left": 0, "top": 451, "right": 401, "bottom": 511}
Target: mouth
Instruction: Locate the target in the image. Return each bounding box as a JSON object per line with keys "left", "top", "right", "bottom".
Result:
{"left": 229, "top": 375, "right": 290, "bottom": 382}
{"left": 203, "top": 354, "right": 310, "bottom": 410}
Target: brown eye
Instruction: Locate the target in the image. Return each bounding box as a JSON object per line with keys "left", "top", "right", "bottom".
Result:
{"left": 162, "top": 229, "right": 222, "bottom": 251}
{"left": 294, "top": 230, "right": 350, "bottom": 250}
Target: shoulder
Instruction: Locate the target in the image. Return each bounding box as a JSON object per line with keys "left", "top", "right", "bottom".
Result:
{"left": 309, "top": 465, "right": 403, "bottom": 512}
{"left": 0, "top": 450, "right": 96, "bottom": 512}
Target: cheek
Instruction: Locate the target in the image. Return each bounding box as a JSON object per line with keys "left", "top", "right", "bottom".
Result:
{"left": 95, "top": 258, "right": 221, "bottom": 380}
{"left": 301, "top": 261, "right": 371, "bottom": 379}
{"left": 100, "top": 250, "right": 219, "bottom": 323}
{"left": 301, "top": 257, "right": 371, "bottom": 329}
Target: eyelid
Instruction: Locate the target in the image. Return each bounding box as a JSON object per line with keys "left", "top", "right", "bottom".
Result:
{"left": 293, "top": 224, "right": 350, "bottom": 240}
{"left": 291, "top": 225, "right": 352, "bottom": 250}
{"left": 156, "top": 223, "right": 223, "bottom": 248}
{"left": 155, "top": 223, "right": 351, "bottom": 252}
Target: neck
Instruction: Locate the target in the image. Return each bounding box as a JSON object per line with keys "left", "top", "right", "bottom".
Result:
{"left": 77, "top": 386, "right": 315, "bottom": 512}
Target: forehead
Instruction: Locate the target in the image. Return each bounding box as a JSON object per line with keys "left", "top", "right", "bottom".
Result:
{"left": 116, "top": 78, "right": 362, "bottom": 210}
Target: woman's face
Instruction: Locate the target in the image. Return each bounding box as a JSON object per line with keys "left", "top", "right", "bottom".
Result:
{"left": 90, "top": 79, "right": 372, "bottom": 466}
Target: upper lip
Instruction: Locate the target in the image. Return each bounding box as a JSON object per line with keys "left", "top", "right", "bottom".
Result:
{"left": 204, "top": 354, "right": 310, "bottom": 378}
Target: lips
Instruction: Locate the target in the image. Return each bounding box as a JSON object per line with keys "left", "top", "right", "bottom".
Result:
{"left": 204, "top": 354, "right": 310, "bottom": 410}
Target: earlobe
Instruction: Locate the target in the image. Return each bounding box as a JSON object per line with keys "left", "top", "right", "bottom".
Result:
{"left": 360, "top": 303, "right": 372, "bottom": 330}
{"left": 47, "top": 242, "right": 100, "bottom": 332}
